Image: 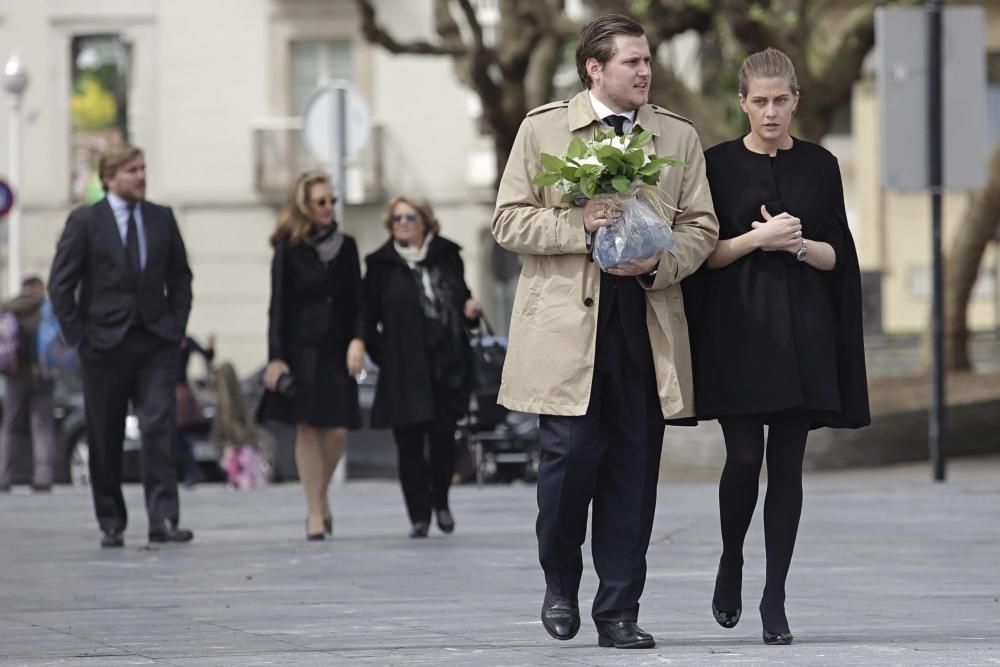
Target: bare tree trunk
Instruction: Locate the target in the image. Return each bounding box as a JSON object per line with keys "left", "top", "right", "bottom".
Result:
{"left": 927, "top": 146, "right": 1000, "bottom": 372}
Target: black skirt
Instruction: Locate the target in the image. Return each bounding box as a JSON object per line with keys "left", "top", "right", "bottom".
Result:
{"left": 260, "top": 338, "right": 360, "bottom": 429}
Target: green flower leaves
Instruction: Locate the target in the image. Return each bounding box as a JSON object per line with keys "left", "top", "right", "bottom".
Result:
{"left": 532, "top": 127, "right": 684, "bottom": 201}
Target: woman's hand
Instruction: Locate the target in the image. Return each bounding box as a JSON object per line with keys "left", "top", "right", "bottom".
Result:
{"left": 463, "top": 298, "right": 483, "bottom": 320}
{"left": 264, "top": 359, "right": 290, "bottom": 391}
{"left": 346, "top": 338, "right": 366, "bottom": 378}
{"left": 750, "top": 204, "right": 802, "bottom": 253}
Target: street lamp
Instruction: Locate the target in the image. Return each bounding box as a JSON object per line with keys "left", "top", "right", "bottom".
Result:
{"left": 3, "top": 54, "right": 29, "bottom": 297}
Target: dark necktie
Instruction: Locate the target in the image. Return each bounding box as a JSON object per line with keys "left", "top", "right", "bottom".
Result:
{"left": 602, "top": 114, "right": 628, "bottom": 137}
{"left": 125, "top": 203, "right": 142, "bottom": 279}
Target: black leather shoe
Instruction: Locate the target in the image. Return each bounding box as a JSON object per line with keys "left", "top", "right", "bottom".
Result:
{"left": 760, "top": 599, "right": 793, "bottom": 645}
{"left": 323, "top": 517, "right": 333, "bottom": 536}
{"left": 101, "top": 531, "right": 124, "bottom": 548}
{"left": 409, "top": 522, "right": 429, "bottom": 538}
{"left": 306, "top": 519, "right": 325, "bottom": 541}
{"left": 762, "top": 629, "right": 794, "bottom": 645}
{"left": 712, "top": 559, "right": 742, "bottom": 628}
{"left": 436, "top": 508, "right": 455, "bottom": 534}
{"left": 595, "top": 621, "right": 655, "bottom": 649}
{"left": 148, "top": 523, "right": 194, "bottom": 544}
{"left": 541, "top": 590, "right": 580, "bottom": 640}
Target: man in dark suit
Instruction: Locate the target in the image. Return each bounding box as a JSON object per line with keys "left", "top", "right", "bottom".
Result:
{"left": 49, "top": 145, "right": 194, "bottom": 548}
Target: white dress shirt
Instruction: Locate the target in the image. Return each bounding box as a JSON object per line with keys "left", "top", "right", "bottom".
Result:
{"left": 107, "top": 191, "right": 148, "bottom": 269}
{"left": 589, "top": 91, "right": 637, "bottom": 135}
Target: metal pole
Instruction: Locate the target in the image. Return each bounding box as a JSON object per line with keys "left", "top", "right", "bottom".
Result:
{"left": 331, "top": 86, "right": 349, "bottom": 486}
{"left": 334, "top": 87, "right": 347, "bottom": 233}
{"left": 6, "top": 95, "right": 21, "bottom": 297}
{"left": 927, "top": 0, "right": 946, "bottom": 482}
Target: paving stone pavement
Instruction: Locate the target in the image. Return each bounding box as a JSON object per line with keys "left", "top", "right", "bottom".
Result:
{"left": 1, "top": 456, "right": 998, "bottom": 666}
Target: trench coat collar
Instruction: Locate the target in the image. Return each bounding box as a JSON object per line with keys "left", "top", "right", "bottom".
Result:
{"left": 567, "top": 90, "right": 661, "bottom": 137}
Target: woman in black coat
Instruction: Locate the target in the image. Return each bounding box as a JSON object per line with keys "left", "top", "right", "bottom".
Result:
{"left": 686, "top": 49, "right": 870, "bottom": 645}
{"left": 364, "top": 195, "right": 481, "bottom": 538}
{"left": 262, "top": 171, "right": 365, "bottom": 540}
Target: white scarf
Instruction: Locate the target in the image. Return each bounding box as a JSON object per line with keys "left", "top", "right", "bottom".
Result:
{"left": 394, "top": 233, "right": 436, "bottom": 302}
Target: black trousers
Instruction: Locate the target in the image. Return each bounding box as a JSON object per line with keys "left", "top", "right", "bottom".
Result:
{"left": 391, "top": 403, "right": 458, "bottom": 525}
{"left": 535, "top": 309, "right": 664, "bottom": 622}
{"left": 79, "top": 328, "right": 180, "bottom": 534}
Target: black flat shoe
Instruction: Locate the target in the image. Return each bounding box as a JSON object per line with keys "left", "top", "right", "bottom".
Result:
{"left": 763, "top": 629, "right": 794, "bottom": 645}
{"left": 595, "top": 621, "right": 655, "bottom": 649}
{"left": 541, "top": 590, "right": 580, "bottom": 640}
{"left": 101, "top": 531, "right": 124, "bottom": 548}
{"left": 409, "top": 522, "right": 429, "bottom": 538}
{"left": 760, "top": 599, "right": 793, "bottom": 645}
{"left": 436, "top": 508, "right": 455, "bottom": 534}
{"left": 712, "top": 559, "right": 742, "bottom": 628}
{"left": 148, "top": 523, "right": 193, "bottom": 544}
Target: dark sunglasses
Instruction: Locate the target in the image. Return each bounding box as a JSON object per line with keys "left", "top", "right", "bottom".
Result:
{"left": 392, "top": 213, "right": 419, "bottom": 225}
{"left": 311, "top": 197, "right": 337, "bottom": 207}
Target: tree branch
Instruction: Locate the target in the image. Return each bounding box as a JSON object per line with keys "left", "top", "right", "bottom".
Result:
{"left": 352, "top": 0, "right": 467, "bottom": 56}
{"left": 455, "top": 0, "right": 485, "bottom": 48}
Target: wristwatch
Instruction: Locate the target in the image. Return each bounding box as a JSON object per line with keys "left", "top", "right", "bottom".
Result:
{"left": 796, "top": 238, "right": 809, "bottom": 262}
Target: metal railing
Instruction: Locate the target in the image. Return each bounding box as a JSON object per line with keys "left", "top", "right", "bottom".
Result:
{"left": 252, "top": 118, "right": 387, "bottom": 204}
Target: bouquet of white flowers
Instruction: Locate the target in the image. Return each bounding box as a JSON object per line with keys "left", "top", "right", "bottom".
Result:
{"left": 532, "top": 128, "right": 683, "bottom": 270}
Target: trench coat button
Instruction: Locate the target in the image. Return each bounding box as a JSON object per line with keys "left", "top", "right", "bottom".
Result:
{"left": 583, "top": 297, "right": 594, "bottom": 307}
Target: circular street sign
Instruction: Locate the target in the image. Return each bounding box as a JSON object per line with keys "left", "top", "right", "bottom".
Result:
{"left": 302, "top": 81, "right": 372, "bottom": 163}
{"left": 0, "top": 180, "right": 14, "bottom": 218}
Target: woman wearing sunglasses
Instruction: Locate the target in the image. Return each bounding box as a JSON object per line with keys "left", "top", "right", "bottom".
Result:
{"left": 364, "top": 196, "right": 482, "bottom": 538}
{"left": 261, "top": 171, "right": 365, "bottom": 540}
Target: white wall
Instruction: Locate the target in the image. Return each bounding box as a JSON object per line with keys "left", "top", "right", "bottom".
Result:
{"left": 0, "top": 0, "right": 496, "bottom": 373}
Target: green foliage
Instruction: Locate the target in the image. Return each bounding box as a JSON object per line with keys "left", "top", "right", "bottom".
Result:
{"left": 532, "top": 128, "right": 684, "bottom": 199}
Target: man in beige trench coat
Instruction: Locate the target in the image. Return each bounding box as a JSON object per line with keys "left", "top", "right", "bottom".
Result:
{"left": 492, "top": 14, "right": 719, "bottom": 649}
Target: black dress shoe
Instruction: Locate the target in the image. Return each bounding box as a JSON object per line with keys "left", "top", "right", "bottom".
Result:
{"left": 760, "top": 599, "right": 793, "bottom": 645}
{"left": 409, "top": 522, "right": 429, "bottom": 538}
{"left": 101, "top": 531, "right": 124, "bottom": 548}
{"left": 306, "top": 519, "right": 326, "bottom": 541}
{"left": 436, "top": 508, "right": 455, "bottom": 534}
{"left": 595, "top": 621, "right": 655, "bottom": 649}
{"left": 712, "top": 559, "right": 742, "bottom": 628}
{"left": 148, "top": 523, "right": 194, "bottom": 544}
{"left": 541, "top": 590, "right": 580, "bottom": 640}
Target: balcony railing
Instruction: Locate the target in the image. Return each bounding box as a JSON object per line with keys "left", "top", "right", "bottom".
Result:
{"left": 252, "top": 117, "right": 387, "bottom": 204}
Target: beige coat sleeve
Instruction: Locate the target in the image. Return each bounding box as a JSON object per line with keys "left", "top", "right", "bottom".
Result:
{"left": 650, "top": 127, "right": 719, "bottom": 289}
{"left": 491, "top": 117, "right": 590, "bottom": 256}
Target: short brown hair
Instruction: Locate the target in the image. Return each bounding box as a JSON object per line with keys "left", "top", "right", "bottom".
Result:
{"left": 98, "top": 145, "right": 143, "bottom": 192}
{"left": 738, "top": 48, "right": 799, "bottom": 97}
{"left": 576, "top": 14, "right": 645, "bottom": 88}
{"left": 383, "top": 195, "right": 441, "bottom": 237}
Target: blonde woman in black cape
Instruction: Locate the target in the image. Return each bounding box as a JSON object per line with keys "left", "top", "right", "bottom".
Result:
{"left": 683, "top": 49, "right": 870, "bottom": 645}
{"left": 261, "top": 171, "right": 366, "bottom": 540}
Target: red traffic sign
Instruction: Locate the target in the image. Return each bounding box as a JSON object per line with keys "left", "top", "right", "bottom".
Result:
{"left": 0, "top": 180, "right": 13, "bottom": 218}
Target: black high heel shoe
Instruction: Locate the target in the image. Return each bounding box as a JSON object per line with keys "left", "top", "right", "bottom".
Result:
{"left": 306, "top": 519, "right": 325, "bottom": 541}
{"left": 711, "top": 560, "right": 742, "bottom": 629}
{"left": 323, "top": 517, "right": 333, "bottom": 536}
{"left": 760, "top": 599, "right": 793, "bottom": 645}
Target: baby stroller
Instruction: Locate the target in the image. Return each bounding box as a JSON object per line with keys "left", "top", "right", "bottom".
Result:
{"left": 464, "top": 316, "right": 540, "bottom": 485}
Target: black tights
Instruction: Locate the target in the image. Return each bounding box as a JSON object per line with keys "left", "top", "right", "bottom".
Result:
{"left": 716, "top": 414, "right": 809, "bottom": 632}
